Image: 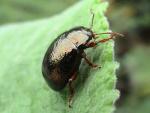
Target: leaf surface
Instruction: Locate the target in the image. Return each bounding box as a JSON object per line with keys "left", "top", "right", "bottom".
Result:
{"left": 0, "top": 0, "right": 119, "bottom": 113}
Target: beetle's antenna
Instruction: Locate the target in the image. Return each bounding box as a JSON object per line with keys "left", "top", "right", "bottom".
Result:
{"left": 90, "top": 9, "right": 95, "bottom": 29}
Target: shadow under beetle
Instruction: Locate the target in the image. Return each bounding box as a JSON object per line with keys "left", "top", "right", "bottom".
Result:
{"left": 42, "top": 12, "right": 124, "bottom": 108}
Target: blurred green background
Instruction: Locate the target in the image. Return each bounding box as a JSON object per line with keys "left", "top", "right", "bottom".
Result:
{"left": 108, "top": 0, "right": 150, "bottom": 113}
{"left": 0, "top": 0, "right": 77, "bottom": 25}
{"left": 0, "top": 0, "right": 149, "bottom": 113}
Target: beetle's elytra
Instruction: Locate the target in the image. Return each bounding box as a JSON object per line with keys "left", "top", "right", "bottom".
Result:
{"left": 42, "top": 13, "right": 123, "bottom": 108}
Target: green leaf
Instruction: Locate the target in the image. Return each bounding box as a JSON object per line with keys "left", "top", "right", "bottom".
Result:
{"left": 0, "top": 0, "right": 119, "bottom": 113}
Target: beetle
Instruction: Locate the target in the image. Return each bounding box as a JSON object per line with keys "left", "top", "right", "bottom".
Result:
{"left": 42, "top": 12, "right": 123, "bottom": 107}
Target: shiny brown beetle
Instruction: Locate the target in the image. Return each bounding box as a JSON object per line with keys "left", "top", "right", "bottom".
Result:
{"left": 42, "top": 12, "right": 123, "bottom": 107}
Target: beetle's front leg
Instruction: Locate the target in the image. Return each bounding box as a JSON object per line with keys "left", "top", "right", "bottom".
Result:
{"left": 81, "top": 52, "right": 101, "bottom": 68}
{"left": 68, "top": 72, "right": 77, "bottom": 108}
{"left": 86, "top": 32, "right": 124, "bottom": 48}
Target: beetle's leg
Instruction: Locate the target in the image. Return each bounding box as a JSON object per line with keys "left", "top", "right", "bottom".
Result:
{"left": 86, "top": 32, "right": 122, "bottom": 48}
{"left": 81, "top": 52, "right": 101, "bottom": 68}
{"left": 68, "top": 72, "right": 77, "bottom": 108}
{"left": 93, "top": 32, "right": 124, "bottom": 39}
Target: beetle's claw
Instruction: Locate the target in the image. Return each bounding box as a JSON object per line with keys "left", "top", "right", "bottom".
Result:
{"left": 69, "top": 104, "right": 72, "bottom": 108}
{"left": 68, "top": 100, "right": 73, "bottom": 108}
{"left": 91, "top": 64, "right": 101, "bottom": 69}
